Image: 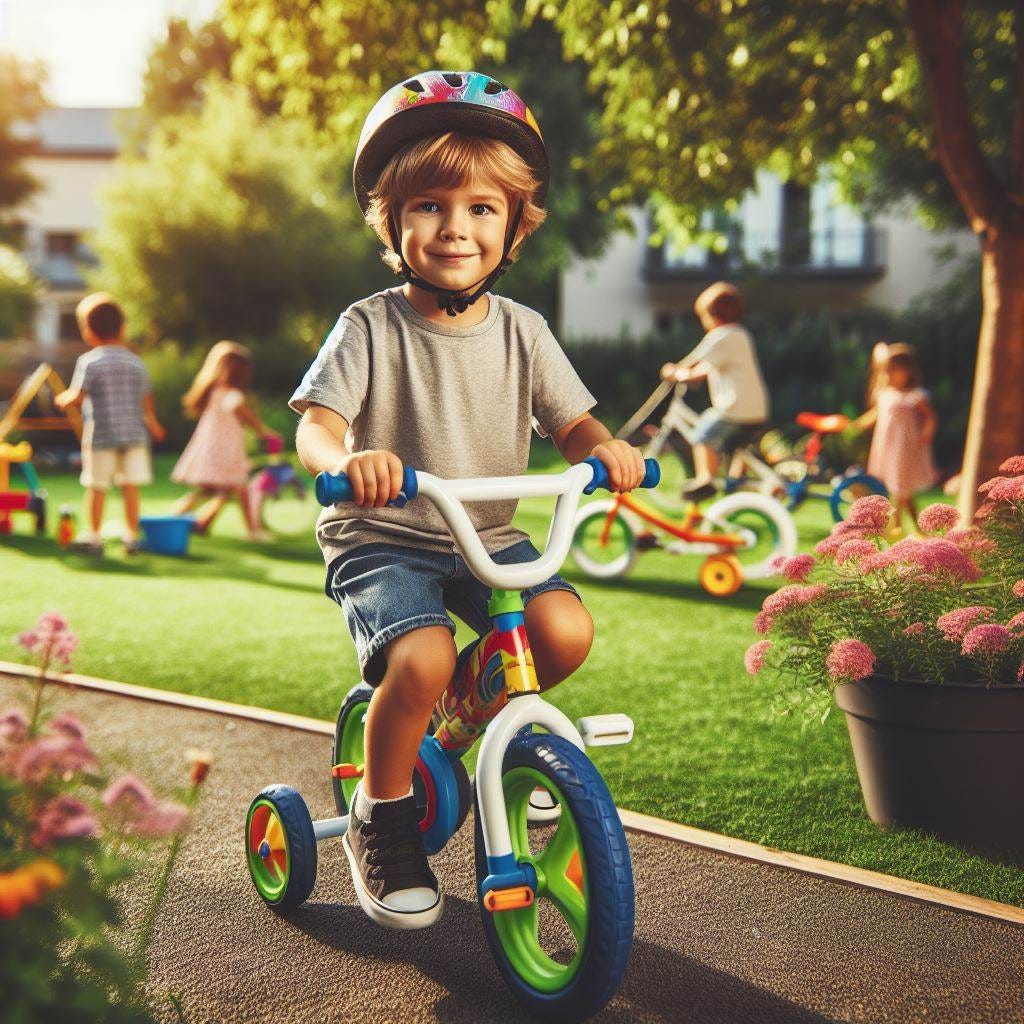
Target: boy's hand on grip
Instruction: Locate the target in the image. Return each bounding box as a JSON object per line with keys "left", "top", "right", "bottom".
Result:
{"left": 333, "top": 450, "right": 404, "bottom": 508}
{"left": 589, "top": 439, "right": 646, "bottom": 493}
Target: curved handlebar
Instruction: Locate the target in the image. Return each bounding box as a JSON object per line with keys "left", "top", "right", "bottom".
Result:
{"left": 315, "top": 458, "right": 658, "bottom": 509}
{"left": 312, "top": 457, "right": 660, "bottom": 591}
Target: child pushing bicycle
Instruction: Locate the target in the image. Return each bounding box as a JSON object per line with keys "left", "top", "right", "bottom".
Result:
{"left": 659, "top": 281, "right": 770, "bottom": 498}
{"left": 290, "top": 71, "right": 645, "bottom": 929}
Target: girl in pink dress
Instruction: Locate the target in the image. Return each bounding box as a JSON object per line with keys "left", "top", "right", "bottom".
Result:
{"left": 171, "top": 341, "right": 280, "bottom": 538}
{"left": 856, "top": 342, "right": 938, "bottom": 534}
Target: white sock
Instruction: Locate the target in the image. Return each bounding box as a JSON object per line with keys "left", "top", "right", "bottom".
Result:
{"left": 78, "top": 530, "right": 100, "bottom": 544}
{"left": 355, "top": 783, "right": 413, "bottom": 821}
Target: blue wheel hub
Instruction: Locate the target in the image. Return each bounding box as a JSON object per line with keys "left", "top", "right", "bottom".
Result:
{"left": 258, "top": 839, "right": 271, "bottom": 859}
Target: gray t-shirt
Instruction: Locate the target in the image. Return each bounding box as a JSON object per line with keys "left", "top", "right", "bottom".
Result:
{"left": 69, "top": 345, "right": 151, "bottom": 449}
{"left": 290, "top": 288, "right": 596, "bottom": 566}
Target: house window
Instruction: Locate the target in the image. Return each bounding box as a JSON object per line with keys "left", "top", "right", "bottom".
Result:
{"left": 46, "top": 232, "right": 79, "bottom": 257}
{"left": 780, "top": 182, "right": 811, "bottom": 266}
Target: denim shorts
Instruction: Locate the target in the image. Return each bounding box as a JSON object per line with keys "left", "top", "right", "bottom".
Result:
{"left": 685, "top": 407, "right": 744, "bottom": 451}
{"left": 327, "top": 538, "right": 580, "bottom": 685}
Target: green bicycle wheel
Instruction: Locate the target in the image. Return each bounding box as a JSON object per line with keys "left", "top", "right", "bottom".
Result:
{"left": 474, "top": 733, "right": 634, "bottom": 1022}
{"left": 332, "top": 684, "right": 373, "bottom": 815}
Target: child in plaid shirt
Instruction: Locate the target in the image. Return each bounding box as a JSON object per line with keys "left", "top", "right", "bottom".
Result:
{"left": 56, "top": 293, "right": 165, "bottom": 554}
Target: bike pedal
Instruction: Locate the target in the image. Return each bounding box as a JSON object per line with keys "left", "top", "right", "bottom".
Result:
{"left": 577, "top": 713, "right": 634, "bottom": 747}
{"left": 331, "top": 762, "right": 364, "bottom": 780}
{"left": 635, "top": 533, "right": 661, "bottom": 551}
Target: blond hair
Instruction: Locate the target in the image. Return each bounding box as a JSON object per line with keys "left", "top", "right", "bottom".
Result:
{"left": 364, "top": 132, "right": 546, "bottom": 274}
{"left": 182, "top": 340, "right": 252, "bottom": 418}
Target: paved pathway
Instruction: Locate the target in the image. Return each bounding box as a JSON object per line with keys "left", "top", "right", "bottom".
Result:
{"left": 3, "top": 675, "right": 1023, "bottom": 1024}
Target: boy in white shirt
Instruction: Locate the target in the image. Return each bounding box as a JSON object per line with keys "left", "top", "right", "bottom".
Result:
{"left": 660, "top": 281, "right": 770, "bottom": 496}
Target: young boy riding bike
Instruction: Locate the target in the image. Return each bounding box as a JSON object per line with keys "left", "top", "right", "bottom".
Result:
{"left": 290, "top": 71, "right": 645, "bottom": 929}
{"left": 660, "top": 281, "right": 770, "bottom": 499}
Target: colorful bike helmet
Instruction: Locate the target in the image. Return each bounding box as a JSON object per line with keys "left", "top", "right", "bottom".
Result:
{"left": 353, "top": 70, "right": 549, "bottom": 316}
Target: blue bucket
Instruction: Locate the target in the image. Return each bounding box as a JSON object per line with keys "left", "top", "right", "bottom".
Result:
{"left": 139, "top": 515, "right": 195, "bottom": 556}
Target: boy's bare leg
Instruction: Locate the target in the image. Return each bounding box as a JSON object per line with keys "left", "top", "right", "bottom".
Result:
{"left": 693, "top": 442, "right": 719, "bottom": 481}
{"left": 122, "top": 485, "right": 140, "bottom": 536}
{"left": 524, "top": 590, "right": 594, "bottom": 691}
{"left": 85, "top": 487, "right": 105, "bottom": 535}
{"left": 363, "top": 625, "right": 457, "bottom": 799}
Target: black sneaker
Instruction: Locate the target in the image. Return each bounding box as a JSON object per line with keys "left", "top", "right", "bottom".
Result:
{"left": 342, "top": 791, "right": 442, "bottom": 929}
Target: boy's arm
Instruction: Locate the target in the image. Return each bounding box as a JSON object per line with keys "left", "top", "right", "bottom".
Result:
{"left": 54, "top": 387, "right": 84, "bottom": 410}
{"left": 142, "top": 394, "right": 166, "bottom": 442}
{"left": 295, "top": 405, "right": 402, "bottom": 507}
{"left": 552, "top": 412, "right": 646, "bottom": 492}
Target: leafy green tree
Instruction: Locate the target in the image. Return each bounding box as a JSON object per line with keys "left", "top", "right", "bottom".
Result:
{"left": 0, "top": 244, "right": 41, "bottom": 336}
{"left": 139, "top": 17, "right": 235, "bottom": 129}
{"left": 91, "top": 83, "right": 385, "bottom": 352}
{"left": 529, "top": 0, "right": 1021, "bottom": 515}
{"left": 0, "top": 55, "right": 46, "bottom": 223}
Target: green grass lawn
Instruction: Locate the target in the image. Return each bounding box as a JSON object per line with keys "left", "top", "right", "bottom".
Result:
{"left": 2, "top": 450, "right": 1022, "bottom": 907}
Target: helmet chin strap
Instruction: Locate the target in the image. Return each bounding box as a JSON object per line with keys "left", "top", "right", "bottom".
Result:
{"left": 390, "top": 203, "right": 524, "bottom": 317}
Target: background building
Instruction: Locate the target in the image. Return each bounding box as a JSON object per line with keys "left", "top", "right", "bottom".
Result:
{"left": 560, "top": 169, "right": 980, "bottom": 339}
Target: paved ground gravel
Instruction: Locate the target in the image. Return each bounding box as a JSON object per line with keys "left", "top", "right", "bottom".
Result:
{"left": 4, "top": 674, "right": 1023, "bottom": 1024}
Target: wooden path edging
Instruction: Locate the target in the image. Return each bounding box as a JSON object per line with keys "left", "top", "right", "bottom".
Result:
{"left": 2, "top": 659, "right": 1022, "bottom": 929}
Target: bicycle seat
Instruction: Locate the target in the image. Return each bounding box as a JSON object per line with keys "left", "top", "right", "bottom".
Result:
{"left": 795, "top": 412, "right": 850, "bottom": 434}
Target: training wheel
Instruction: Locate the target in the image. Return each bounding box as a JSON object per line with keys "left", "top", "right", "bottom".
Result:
{"left": 699, "top": 554, "right": 744, "bottom": 596}
{"left": 245, "top": 784, "right": 317, "bottom": 910}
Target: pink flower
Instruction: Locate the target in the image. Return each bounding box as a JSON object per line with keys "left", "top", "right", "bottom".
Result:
{"left": 12, "top": 736, "right": 97, "bottom": 784}
{"left": 1007, "top": 612, "right": 1024, "bottom": 633}
{"left": 835, "top": 538, "right": 877, "bottom": 565}
{"left": 770, "top": 553, "right": 816, "bottom": 582}
{"left": 946, "top": 527, "right": 996, "bottom": 557}
{"left": 917, "top": 503, "right": 959, "bottom": 534}
{"left": 754, "top": 583, "right": 829, "bottom": 634}
{"left": 936, "top": 606, "right": 993, "bottom": 643}
{"left": 30, "top": 795, "right": 98, "bottom": 848}
{"left": 744, "top": 640, "right": 773, "bottom": 675}
{"left": 0, "top": 709, "right": 29, "bottom": 744}
{"left": 862, "top": 538, "right": 982, "bottom": 582}
{"left": 961, "top": 623, "right": 1013, "bottom": 657}
{"left": 15, "top": 612, "right": 77, "bottom": 667}
{"left": 133, "top": 800, "right": 190, "bottom": 838}
{"left": 103, "top": 774, "right": 156, "bottom": 813}
{"left": 997, "top": 455, "right": 1024, "bottom": 475}
{"left": 1013, "top": 580, "right": 1024, "bottom": 599}
{"left": 826, "top": 639, "right": 876, "bottom": 682}
{"left": 983, "top": 476, "right": 1024, "bottom": 503}
{"left": 48, "top": 713, "right": 86, "bottom": 741}
{"left": 975, "top": 502, "right": 996, "bottom": 521}
{"left": 903, "top": 622, "right": 926, "bottom": 637}
{"left": 844, "top": 495, "right": 894, "bottom": 535}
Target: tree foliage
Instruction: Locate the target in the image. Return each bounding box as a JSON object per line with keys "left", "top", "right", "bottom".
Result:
{"left": 91, "top": 83, "right": 385, "bottom": 349}
{"left": 0, "top": 244, "right": 41, "bottom": 337}
{"left": 0, "top": 55, "right": 47, "bottom": 222}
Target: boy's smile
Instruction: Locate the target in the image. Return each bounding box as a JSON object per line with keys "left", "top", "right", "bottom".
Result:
{"left": 398, "top": 178, "right": 510, "bottom": 297}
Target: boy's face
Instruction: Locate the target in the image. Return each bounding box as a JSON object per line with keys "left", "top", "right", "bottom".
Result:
{"left": 397, "top": 176, "right": 510, "bottom": 293}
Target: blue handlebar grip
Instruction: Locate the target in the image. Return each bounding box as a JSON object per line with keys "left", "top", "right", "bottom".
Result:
{"left": 583, "top": 456, "right": 661, "bottom": 495}
{"left": 315, "top": 465, "right": 418, "bottom": 507}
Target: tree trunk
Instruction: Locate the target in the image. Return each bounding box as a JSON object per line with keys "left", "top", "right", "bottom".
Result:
{"left": 958, "top": 225, "right": 1024, "bottom": 521}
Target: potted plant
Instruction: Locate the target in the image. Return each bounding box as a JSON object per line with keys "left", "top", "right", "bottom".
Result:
{"left": 744, "top": 456, "right": 1024, "bottom": 859}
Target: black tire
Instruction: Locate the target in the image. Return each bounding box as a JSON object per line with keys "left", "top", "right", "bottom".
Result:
{"left": 474, "top": 733, "right": 634, "bottom": 1023}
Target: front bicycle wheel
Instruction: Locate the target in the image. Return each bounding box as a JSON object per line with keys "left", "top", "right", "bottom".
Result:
{"left": 571, "top": 500, "right": 636, "bottom": 579}
{"left": 474, "top": 733, "right": 634, "bottom": 1023}
{"left": 701, "top": 491, "right": 797, "bottom": 580}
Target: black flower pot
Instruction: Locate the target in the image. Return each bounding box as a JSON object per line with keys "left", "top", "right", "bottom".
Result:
{"left": 834, "top": 675, "right": 1024, "bottom": 861}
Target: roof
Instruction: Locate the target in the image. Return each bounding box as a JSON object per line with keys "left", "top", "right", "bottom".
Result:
{"left": 25, "top": 108, "right": 131, "bottom": 156}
